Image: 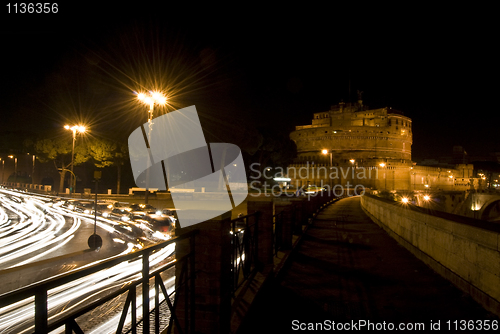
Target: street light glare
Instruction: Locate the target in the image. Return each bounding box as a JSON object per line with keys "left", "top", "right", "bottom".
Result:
{"left": 157, "top": 95, "right": 167, "bottom": 105}
{"left": 321, "top": 149, "right": 328, "bottom": 155}
{"left": 64, "top": 124, "right": 87, "bottom": 133}
{"left": 379, "top": 163, "right": 386, "bottom": 167}
{"left": 423, "top": 195, "right": 430, "bottom": 201}
{"left": 152, "top": 91, "right": 162, "bottom": 101}
{"left": 401, "top": 197, "right": 409, "bottom": 204}
{"left": 136, "top": 91, "right": 167, "bottom": 106}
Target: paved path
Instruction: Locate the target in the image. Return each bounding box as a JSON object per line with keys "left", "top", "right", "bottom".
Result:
{"left": 238, "top": 196, "right": 498, "bottom": 333}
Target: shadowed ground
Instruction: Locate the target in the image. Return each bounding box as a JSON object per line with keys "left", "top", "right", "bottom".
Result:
{"left": 238, "top": 196, "right": 498, "bottom": 333}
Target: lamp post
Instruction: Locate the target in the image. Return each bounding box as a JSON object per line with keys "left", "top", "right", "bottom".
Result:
{"left": 8, "top": 155, "right": 17, "bottom": 188}
{"left": 379, "top": 162, "right": 386, "bottom": 190}
{"left": 0, "top": 158, "right": 4, "bottom": 184}
{"left": 136, "top": 90, "right": 167, "bottom": 204}
{"left": 64, "top": 125, "right": 86, "bottom": 196}
{"left": 321, "top": 149, "right": 333, "bottom": 189}
{"left": 321, "top": 149, "right": 332, "bottom": 166}
{"left": 88, "top": 170, "right": 103, "bottom": 251}
{"left": 28, "top": 153, "right": 35, "bottom": 186}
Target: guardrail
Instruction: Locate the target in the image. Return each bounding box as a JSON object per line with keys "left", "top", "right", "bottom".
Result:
{"left": 230, "top": 212, "right": 259, "bottom": 295}
{"left": 0, "top": 230, "right": 198, "bottom": 334}
{"left": 272, "top": 211, "right": 284, "bottom": 256}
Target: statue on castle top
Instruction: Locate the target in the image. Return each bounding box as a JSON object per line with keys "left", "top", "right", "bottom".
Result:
{"left": 357, "top": 90, "right": 363, "bottom": 101}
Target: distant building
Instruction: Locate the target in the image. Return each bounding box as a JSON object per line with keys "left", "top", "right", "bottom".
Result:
{"left": 287, "top": 99, "right": 475, "bottom": 192}
{"left": 290, "top": 100, "right": 412, "bottom": 164}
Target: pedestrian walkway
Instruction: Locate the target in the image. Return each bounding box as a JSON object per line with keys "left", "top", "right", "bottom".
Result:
{"left": 238, "top": 196, "right": 498, "bottom": 333}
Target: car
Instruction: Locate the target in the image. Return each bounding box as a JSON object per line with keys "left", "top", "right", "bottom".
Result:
{"left": 73, "top": 201, "right": 95, "bottom": 214}
{"left": 109, "top": 208, "right": 132, "bottom": 222}
{"left": 151, "top": 215, "right": 176, "bottom": 234}
{"left": 61, "top": 200, "right": 78, "bottom": 210}
{"left": 128, "top": 203, "right": 161, "bottom": 222}
{"left": 95, "top": 203, "right": 114, "bottom": 218}
{"left": 129, "top": 203, "right": 157, "bottom": 213}
{"left": 305, "top": 185, "right": 324, "bottom": 194}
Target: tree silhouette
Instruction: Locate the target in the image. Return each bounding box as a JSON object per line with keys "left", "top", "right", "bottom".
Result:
{"left": 88, "top": 138, "right": 128, "bottom": 194}
{"left": 34, "top": 138, "right": 90, "bottom": 193}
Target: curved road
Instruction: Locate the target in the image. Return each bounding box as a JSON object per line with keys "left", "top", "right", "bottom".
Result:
{"left": 0, "top": 188, "right": 176, "bottom": 334}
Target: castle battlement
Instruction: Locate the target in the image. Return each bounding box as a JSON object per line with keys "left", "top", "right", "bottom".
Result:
{"left": 290, "top": 101, "right": 412, "bottom": 164}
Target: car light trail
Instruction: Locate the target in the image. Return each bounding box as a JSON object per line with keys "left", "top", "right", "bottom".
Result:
{"left": 0, "top": 188, "right": 178, "bottom": 333}
{"left": 0, "top": 244, "right": 175, "bottom": 333}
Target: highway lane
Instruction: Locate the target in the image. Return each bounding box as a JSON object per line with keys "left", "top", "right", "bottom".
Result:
{"left": 0, "top": 187, "right": 177, "bottom": 333}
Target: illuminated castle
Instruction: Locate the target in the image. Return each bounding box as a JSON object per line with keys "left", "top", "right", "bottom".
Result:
{"left": 290, "top": 97, "right": 412, "bottom": 164}
{"left": 288, "top": 96, "right": 473, "bottom": 192}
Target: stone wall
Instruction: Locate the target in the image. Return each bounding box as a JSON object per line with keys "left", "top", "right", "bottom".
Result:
{"left": 361, "top": 194, "right": 500, "bottom": 317}
{"left": 290, "top": 105, "right": 413, "bottom": 163}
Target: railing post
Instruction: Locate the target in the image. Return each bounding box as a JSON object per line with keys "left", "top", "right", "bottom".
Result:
{"left": 142, "top": 249, "right": 150, "bottom": 334}
{"left": 274, "top": 199, "right": 293, "bottom": 250}
{"left": 289, "top": 197, "right": 306, "bottom": 234}
{"left": 34, "top": 288, "right": 48, "bottom": 334}
{"left": 247, "top": 197, "right": 274, "bottom": 268}
{"left": 174, "top": 212, "right": 231, "bottom": 334}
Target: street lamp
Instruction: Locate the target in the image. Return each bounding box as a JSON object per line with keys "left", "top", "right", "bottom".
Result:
{"left": 8, "top": 155, "right": 17, "bottom": 187}
{"left": 27, "top": 153, "right": 35, "bottom": 186}
{"left": 136, "top": 90, "right": 167, "bottom": 204}
{"left": 379, "top": 163, "right": 387, "bottom": 190}
{"left": 136, "top": 90, "right": 167, "bottom": 123}
{"left": 321, "top": 149, "right": 332, "bottom": 166}
{"left": 64, "top": 124, "right": 86, "bottom": 196}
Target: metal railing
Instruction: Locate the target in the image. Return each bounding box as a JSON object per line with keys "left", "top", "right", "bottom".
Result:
{"left": 0, "top": 230, "right": 198, "bottom": 334}
{"left": 272, "top": 211, "right": 284, "bottom": 256}
{"left": 230, "top": 212, "right": 259, "bottom": 295}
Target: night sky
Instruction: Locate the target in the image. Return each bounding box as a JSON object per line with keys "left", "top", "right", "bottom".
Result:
{"left": 1, "top": 4, "right": 498, "bottom": 161}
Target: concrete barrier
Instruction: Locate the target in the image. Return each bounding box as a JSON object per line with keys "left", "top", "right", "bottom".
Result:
{"left": 361, "top": 194, "right": 500, "bottom": 317}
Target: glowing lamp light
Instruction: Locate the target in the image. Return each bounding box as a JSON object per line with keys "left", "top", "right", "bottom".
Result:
{"left": 273, "top": 177, "right": 291, "bottom": 182}
{"left": 401, "top": 197, "right": 409, "bottom": 204}
{"left": 64, "top": 124, "right": 86, "bottom": 134}
{"left": 379, "top": 163, "right": 386, "bottom": 168}
{"left": 322, "top": 149, "right": 328, "bottom": 155}
{"left": 349, "top": 159, "right": 355, "bottom": 164}
{"left": 423, "top": 195, "right": 430, "bottom": 201}
{"left": 136, "top": 91, "right": 167, "bottom": 105}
